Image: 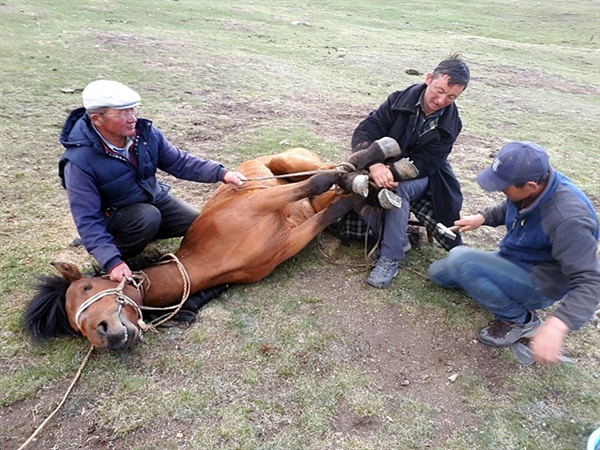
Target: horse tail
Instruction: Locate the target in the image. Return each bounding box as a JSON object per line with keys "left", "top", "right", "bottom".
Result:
{"left": 23, "top": 275, "right": 80, "bottom": 341}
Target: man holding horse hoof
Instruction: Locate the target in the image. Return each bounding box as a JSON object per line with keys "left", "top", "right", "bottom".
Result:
{"left": 429, "top": 142, "right": 600, "bottom": 365}
{"left": 59, "top": 80, "right": 246, "bottom": 282}
{"left": 349, "top": 53, "right": 470, "bottom": 288}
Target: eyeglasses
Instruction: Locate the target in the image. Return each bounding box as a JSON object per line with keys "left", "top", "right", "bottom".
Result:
{"left": 99, "top": 107, "right": 140, "bottom": 119}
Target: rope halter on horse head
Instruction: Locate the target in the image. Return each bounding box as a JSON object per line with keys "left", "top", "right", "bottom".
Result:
{"left": 74, "top": 276, "right": 149, "bottom": 338}
{"left": 74, "top": 254, "right": 191, "bottom": 342}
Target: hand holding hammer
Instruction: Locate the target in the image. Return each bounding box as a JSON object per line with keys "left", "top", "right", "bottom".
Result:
{"left": 436, "top": 213, "right": 486, "bottom": 239}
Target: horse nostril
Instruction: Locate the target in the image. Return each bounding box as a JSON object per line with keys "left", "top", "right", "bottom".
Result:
{"left": 97, "top": 320, "right": 108, "bottom": 336}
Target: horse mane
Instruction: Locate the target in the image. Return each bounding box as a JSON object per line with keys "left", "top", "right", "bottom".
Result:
{"left": 23, "top": 274, "right": 81, "bottom": 341}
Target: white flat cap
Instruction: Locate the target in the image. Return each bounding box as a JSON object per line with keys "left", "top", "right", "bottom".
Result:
{"left": 82, "top": 80, "right": 141, "bottom": 110}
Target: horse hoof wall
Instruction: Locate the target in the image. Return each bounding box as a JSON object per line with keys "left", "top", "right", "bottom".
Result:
{"left": 352, "top": 174, "right": 369, "bottom": 197}
{"left": 378, "top": 189, "right": 402, "bottom": 209}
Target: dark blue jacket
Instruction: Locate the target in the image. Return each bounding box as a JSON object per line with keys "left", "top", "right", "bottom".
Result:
{"left": 351, "top": 83, "right": 463, "bottom": 239}
{"left": 59, "top": 107, "right": 227, "bottom": 270}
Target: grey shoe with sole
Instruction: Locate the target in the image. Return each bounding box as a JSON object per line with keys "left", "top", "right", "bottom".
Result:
{"left": 477, "top": 313, "right": 542, "bottom": 347}
{"left": 367, "top": 255, "right": 398, "bottom": 288}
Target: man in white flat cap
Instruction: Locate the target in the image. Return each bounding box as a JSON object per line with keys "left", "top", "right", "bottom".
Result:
{"left": 428, "top": 141, "right": 599, "bottom": 365}
{"left": 59, "top": 80, "right": 246, "bottom": 282}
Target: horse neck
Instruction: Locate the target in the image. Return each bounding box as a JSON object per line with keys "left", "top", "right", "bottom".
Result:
{"left": 140, "top": 261, "right": 190, "bottom": 307}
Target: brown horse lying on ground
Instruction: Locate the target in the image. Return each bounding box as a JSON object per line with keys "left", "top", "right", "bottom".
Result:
{"left": 24, "top": 141, "right": 401, "bottom": 350}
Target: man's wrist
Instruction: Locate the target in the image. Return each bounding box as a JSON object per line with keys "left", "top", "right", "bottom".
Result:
{"left": 545, "top": 316, "right": 570, "bottom": 335}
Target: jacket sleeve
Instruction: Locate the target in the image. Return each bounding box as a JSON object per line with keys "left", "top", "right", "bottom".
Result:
{"left": 153, "top": 128, "right": 227, "bottom": 182}
{"left": 544, "top": 211, "right": 600, "bottom": 331}
{"left": 351, "top": 93, "right": 399, "bottom": 151}
{"left": 63, "top": 163, "right": 123, "bottom": 271}
{"left": 480, "top": 200, "right": 508, "bottom": 227}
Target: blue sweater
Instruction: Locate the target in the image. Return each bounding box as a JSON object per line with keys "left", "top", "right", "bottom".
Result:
{"left": 59, "top": 108, "right": 227, "bottom": 270}
{"left": 481, "top": 168, "right": 600, "bottom": 330}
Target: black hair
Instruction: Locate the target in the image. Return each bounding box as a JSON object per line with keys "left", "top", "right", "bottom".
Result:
{"left": 514, "top": 171, "right": 550, "bottom": 188}
{"left": 432, "top": 53, "right": 470, "bottom": 88}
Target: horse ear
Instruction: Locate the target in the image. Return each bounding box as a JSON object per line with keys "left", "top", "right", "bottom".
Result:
{"left": 50, "top": 262, "right": 83, "bottom": 283}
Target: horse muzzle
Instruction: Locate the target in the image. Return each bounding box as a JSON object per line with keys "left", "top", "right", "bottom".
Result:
{"left": 94, "top": 319, "right": 140, "bottom": 350}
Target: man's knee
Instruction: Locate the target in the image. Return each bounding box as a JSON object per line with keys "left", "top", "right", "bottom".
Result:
{"left": 117, "top": 203, "right": 161, "bottom": 234}
{"left": 447, "top": 245, "right": 473, "bottom": 261}
{"left": 108, "top": 203, "right": 162, "bottom": 256}
{"left": 428, "top": 245, "right": 474, "bottom": 282}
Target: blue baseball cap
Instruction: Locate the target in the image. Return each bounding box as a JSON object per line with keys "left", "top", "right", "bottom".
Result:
{"left": 476, "top": 141, "right": 550, "bottom": 191}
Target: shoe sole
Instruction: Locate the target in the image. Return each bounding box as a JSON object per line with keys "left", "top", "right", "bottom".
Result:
{"left": 476, "top": 321, "right": 542, "bottom": 347}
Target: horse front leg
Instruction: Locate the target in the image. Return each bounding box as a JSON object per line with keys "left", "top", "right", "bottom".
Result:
{"left": 341, "top": 137, "right": 401, "bottom": 171}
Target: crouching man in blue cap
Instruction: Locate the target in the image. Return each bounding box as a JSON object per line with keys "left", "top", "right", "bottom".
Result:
{"left": 59, "top": 80, "right": 246, "bottom": 282}
{"left": 428, "top": 141, "right": 599, "bottom": 364}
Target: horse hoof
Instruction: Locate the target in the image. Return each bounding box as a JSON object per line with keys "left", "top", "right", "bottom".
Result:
{"left": 376, "top": 137, "right": 401, "bottom": 158}
{"left": 351, "top": 174, "right": 369, "bottom": 197}
{"left": 378, "top": 189, "right": 403, "bottom": 209}
{"left": 338, "top": 172, "right": 369, "bottom": 197}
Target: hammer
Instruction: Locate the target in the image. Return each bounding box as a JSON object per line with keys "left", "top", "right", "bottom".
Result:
{"left": 435, "top": 223, "right": 460, "bottom": 240}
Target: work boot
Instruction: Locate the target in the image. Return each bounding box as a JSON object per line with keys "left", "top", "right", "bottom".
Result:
{"left": 367, "top": 255, "right": 398, "bottom": 288}
{"left": 70, "top": 237, "right": 83, "bottom": 247}
{"left": 477, "top": 312, "right": 542, "bottom": 347}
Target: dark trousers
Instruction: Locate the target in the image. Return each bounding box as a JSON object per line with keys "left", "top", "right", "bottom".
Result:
{"left": 105, "top": 195, "right": 199, "bottom": 258}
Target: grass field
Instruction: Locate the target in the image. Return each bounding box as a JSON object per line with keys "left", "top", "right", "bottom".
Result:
{"left": 1, "top": 1, "right": 599, "bottom": 449}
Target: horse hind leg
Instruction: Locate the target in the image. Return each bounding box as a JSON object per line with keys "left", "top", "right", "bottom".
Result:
{"left": 251, "top": 171, "right": 341, "bottom": 213}
{"left": 277, "top": 194, "right": 362, "bottom": 261}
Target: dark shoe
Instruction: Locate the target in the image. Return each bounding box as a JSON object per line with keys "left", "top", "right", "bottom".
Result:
{"left": 477, "top": 312, "right": 542, "bottom": 347}
{"left": 367, "top": 255, "right": 398, "bottom": 288}
{"left": 70, "top": 237, "right": 83, "bottom": 247}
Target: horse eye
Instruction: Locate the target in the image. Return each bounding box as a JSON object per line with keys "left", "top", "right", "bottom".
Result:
{"left": 83, "top": 283, "right": 93, "bottom": 291}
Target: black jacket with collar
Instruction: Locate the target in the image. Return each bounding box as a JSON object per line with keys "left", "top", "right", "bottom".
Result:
{"left": 351, "top": 82, "right": 463, "bottom": 233}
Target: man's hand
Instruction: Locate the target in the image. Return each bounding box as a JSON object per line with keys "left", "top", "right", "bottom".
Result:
{"left": 530, "top": 316, "right": 569, "bottom": 364}
{"left": 223, "top": 171, "right": 246, "bottom": 187}
{"left": 109, "top": 261, "right": 132, "bottom": 282}
{"left": 454, "top": 213, "right": 485, "bottom": 232}
{"left": 369, "top": 163, "right": 398, "bottom": 189}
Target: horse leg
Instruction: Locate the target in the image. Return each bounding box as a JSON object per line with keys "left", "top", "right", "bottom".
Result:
{"left": 276, "top": 195, "right": 361, "bottom": 260}
{"left": 249, "top": 171, "right": 342, "bottom": 213}
{"left": 157, "top": 284, "right": 229, "bottom": 324}
{"left": 337, "top": 171, "right": 370, "bottom": 197}
{"left": 256, "top": 148, "right": 335, "bottom": 181}
{"left": 342, "top": 137, "right": 401, "bottom": 171}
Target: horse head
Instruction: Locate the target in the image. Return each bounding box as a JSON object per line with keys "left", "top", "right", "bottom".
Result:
{"left": 24, "top": 262, "right": 145, "bottom": 350}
